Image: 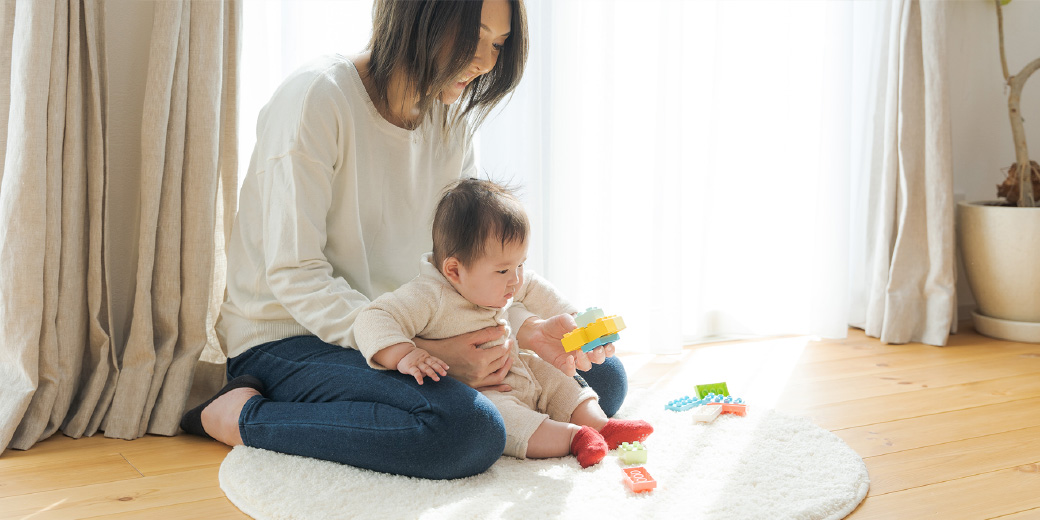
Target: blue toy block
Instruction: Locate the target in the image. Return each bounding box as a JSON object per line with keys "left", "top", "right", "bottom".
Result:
{"left": 702, "top": 393, "right": 743, "bottom": 405}
{"left": 580, "top": 333, "right": 620, "bottom": 352}
{"left": 668, "top": 393, "right": 744, "bottom": 413}
{"left": 665, "top": 395, "right": 701, "bottom": 412}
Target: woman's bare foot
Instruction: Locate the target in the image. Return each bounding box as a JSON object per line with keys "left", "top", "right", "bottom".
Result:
{"left": 200, "top": 387, "right": 261, "bottom": 446}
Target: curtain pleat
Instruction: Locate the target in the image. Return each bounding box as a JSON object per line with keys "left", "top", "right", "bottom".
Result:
{"left": 105, "top": 0, "right": 237, "bottom": 439}
{"left": 863, "top": 0, "right": 957, "bottom": 346}
{"left": 0, "top": 0, "right": 239, "bottom": 452}
{"left": 63, "top": 0, "right": 113, "bottom": 440}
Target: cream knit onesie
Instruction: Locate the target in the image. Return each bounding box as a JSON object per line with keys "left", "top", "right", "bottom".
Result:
{"left": 352, "top": 253, "right": 599, "bottom": 459}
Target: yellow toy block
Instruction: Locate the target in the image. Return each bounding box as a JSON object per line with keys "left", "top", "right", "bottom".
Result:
{"left": 562, "top": 328, "right": 589, "bottom": 352}
{"left": 586, "top": 315, "right": 626, "bottom": 339}
{"left": 599, "top": 315, "right": 626, "bottom": 334}
{"left": 563, "top": 313, "right": 627, "bottom": 352}
{"left": 585, "top": 320, "right": 609, "bottom": 341}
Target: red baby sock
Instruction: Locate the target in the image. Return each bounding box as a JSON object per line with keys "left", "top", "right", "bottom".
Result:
{"left": 599, "top": 419, "right": 654, "bottom": 449}
{"left": 570, "top": 426, "right": 608, "bottom": 468}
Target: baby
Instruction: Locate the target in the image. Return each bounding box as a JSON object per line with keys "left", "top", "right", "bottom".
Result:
{"left": 351, "top": 178, "right": 652, "bottom": 468}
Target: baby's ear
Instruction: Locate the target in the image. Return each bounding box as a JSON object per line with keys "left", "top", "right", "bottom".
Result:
{"left": 442, "top": 256, "right": 462, "bottom": 284}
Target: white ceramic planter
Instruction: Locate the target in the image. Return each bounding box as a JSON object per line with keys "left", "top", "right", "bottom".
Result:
{"left": 956, "top": 200, "right": 1040, "bottom": 342}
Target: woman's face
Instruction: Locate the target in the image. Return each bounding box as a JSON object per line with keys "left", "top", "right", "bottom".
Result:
{"left": 438, "top": 0, "right": 511, "bottom": 105}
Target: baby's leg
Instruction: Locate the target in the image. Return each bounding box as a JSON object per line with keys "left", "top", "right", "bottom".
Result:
{"left": 527, "top": 418, "right": 607, "bottom": 468}
{"left": 568, "top": 397, "right": 653, "bottom": 449}
{"left": 526, "top": 418, "right": 579, "bottom": 458}
{"left": 569, "top": 397, "right": 609, "bottom": 430}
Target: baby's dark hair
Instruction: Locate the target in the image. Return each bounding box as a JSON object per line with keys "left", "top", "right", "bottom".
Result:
{"left": 432, "top": 178, "right": 529, "bottom": 268}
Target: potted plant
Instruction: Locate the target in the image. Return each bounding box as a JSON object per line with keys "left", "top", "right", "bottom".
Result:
{"left": 956, "top": 0, "right": 1040, "bottom": 342}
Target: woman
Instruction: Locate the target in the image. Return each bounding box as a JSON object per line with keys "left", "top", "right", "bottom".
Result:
{"left": 182, "top": 0, "right": 628, "bottom": 480}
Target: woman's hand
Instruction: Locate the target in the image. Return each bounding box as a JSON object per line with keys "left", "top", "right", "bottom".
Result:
{"left": 413, "top": 325, "right": 514, "bottom": 392}
{"left": 516, "top": 315, "right": 615, "bottom": 377}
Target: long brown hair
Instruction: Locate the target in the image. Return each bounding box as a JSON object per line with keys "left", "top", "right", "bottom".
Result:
{"left": 367, "top": 0, "right": 528, "bottom": 133}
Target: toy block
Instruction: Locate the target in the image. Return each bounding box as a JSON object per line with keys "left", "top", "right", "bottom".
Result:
{"left": 690, "top": 404, "right": 723, "bottom": 423}
{"left": 598, "top": 315, "right": 627, "bottom": 334}
{"left": 585, "top": 315, "right": 627, "bottom": 340}
{"left": 618, "top": 441, "right": 647, "bottom": 465}
{"left": 695, "top": 382, "right": 730, "bottom": 399}
{"left": 575, "top": 307, "right": 605, "bottom": 327}
{"left": 711, "top": 402, "right": 748, "bottom": 416}
{"left": 622, "top": 467, "right": 657, "bottom": 493}
{"left": 566, "top": 310, "right": 627, "bottom": 352}
{"left": 665, "top": 395, "right": 701, "bottom": 412}
{"left": 585, "top": 321, "right": 609, "bottom": 340}
{"left": 700, "top": 393, "right": 741, "bottom": 405}
{"left": 580, "top": 333, "right": 620, "bottom": 352}
{"left": 562, "top": 328, "right": 589, "bottom": 352}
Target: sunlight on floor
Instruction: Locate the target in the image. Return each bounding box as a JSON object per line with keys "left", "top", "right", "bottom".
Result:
{"left": 614, "top": 337, "right": 818, "bottom": 511}
{"left": 22, "top": 499, "right": 67, "bottom": 519}
{"left": 622, "top": 336, "right": 812, "bottom": 410}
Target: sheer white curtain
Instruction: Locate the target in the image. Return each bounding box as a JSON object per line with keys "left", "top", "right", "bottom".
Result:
{"left": 481, "top": 0, "right": 888, "bottom": 352}
{"left": 240, "top": 0, "right": 889, "bottom": 354}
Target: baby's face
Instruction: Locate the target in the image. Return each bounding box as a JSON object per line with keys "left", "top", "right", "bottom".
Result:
{"left": 454, "top": 239, "right": 528, "bottom": 308}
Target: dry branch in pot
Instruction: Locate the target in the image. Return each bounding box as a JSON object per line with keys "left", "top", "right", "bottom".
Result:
{"left": 993, "top": 0, "right": 1040, "bottom": 207}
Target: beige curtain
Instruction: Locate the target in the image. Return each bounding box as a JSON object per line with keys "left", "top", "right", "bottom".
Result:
{"left": 0, "top": 0, "right": 239, "bottom": 453}
{"left": 862, "top": 0, "right": 957, "bottom": 346}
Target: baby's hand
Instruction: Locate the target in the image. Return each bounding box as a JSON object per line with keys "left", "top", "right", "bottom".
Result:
{"left": 398, "top": 347, "right": 449, "bottom": 385}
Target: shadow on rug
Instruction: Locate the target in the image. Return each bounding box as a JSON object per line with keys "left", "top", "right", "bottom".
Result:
{"left": 219, "top": 391, "right": 869, "bottom": 520}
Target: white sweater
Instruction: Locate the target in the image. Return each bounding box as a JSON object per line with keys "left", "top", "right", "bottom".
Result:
{"left": 219, "top": 55, "right": 489, "bottom": 358}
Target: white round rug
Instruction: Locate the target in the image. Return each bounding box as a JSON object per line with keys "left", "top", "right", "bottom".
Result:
{"left": 219, "top": 393, "right": 869, "bottom": 520}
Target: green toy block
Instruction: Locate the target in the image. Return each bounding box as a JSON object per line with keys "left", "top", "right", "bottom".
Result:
{"left": 695, "top": 382, "right": 730, "bottom": 399}
{"left": 575, "top": 307, "right": 605, "bottom": 328}
{"left": 618, "top": 441, "right": 647, "bottom": 465}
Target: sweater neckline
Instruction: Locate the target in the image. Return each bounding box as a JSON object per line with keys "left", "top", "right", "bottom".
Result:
{"left": 340, "top": 54, "right": 429, "bottom": 141}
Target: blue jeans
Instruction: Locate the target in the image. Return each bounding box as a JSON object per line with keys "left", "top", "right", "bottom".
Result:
{"left": 227, "top": 335, "right": 628, "bottom": 480}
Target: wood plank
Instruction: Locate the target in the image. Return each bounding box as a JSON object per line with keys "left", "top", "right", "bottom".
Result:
{"left": 779, "top": 352, "right": 1040, "bottom": 408}
{"left": 1, "top": 434, "right": 132, "bottom": 463}
{"left": 788, "top": 341, "right": 1040, "bottom": 383}
{"left": 864, "top": 425, "right": 1040, "bottom": 496}
{"left": 0, "top": 433, "right": 229, "bottom": 475}
{"left": 0, "top": 466, "right": 226, "bottom": 520}
{"left": 835, "top": 397, "right": 1040, "bottom": 458}
{"left": 780, "top": 372, "right": 1040, "bottom": 430}
{"left": 848, "top": 465, "right": 1040, "bottom": 520}
{"left": 83, "top": 497, "right": 250, "bottom": 519}
{"left": 119, "top": 436, "right": 231, "bottom": 476}
{"left": 986, "top": 506, "right": 1040, "bottom": 519}
{"left": 0, "top": 452, "right": 141, "bottom": 498}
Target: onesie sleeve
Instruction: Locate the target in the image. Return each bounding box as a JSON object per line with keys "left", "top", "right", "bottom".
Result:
{"left": 258, "top": 72, "right": 371, "bottom": 348}
{"left": 508, "top": 270, "right": 580, "bottom": 335}
{"left": 352, "top": 279, "right": 439, "bottom": 369}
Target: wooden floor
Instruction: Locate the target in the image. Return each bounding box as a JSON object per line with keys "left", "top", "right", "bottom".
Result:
{"left": 3, "top": 324, "right": 1040, "bottom": 519}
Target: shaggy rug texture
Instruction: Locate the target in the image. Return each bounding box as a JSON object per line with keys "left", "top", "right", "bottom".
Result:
{"left": 219, "top": 392, "right": 869, "bottom": 520}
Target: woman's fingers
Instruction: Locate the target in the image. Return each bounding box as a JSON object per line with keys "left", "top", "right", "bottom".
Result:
{"left": 586, "top": 346, "right": 607, "bottom": 365}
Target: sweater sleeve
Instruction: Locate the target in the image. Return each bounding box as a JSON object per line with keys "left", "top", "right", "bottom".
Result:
{"left": 258, "top": 75, "right": 370, "bottom": 349}
{"left": 352, "top": 280, "right": 439, "bottom": 369}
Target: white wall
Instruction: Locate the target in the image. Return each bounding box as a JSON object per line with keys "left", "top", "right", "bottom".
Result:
{"left": 947, "top": 0, "right": 1040, "bottom": 315}
{"left": 104, "top": 0, "right": 154, "bottom": 353}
